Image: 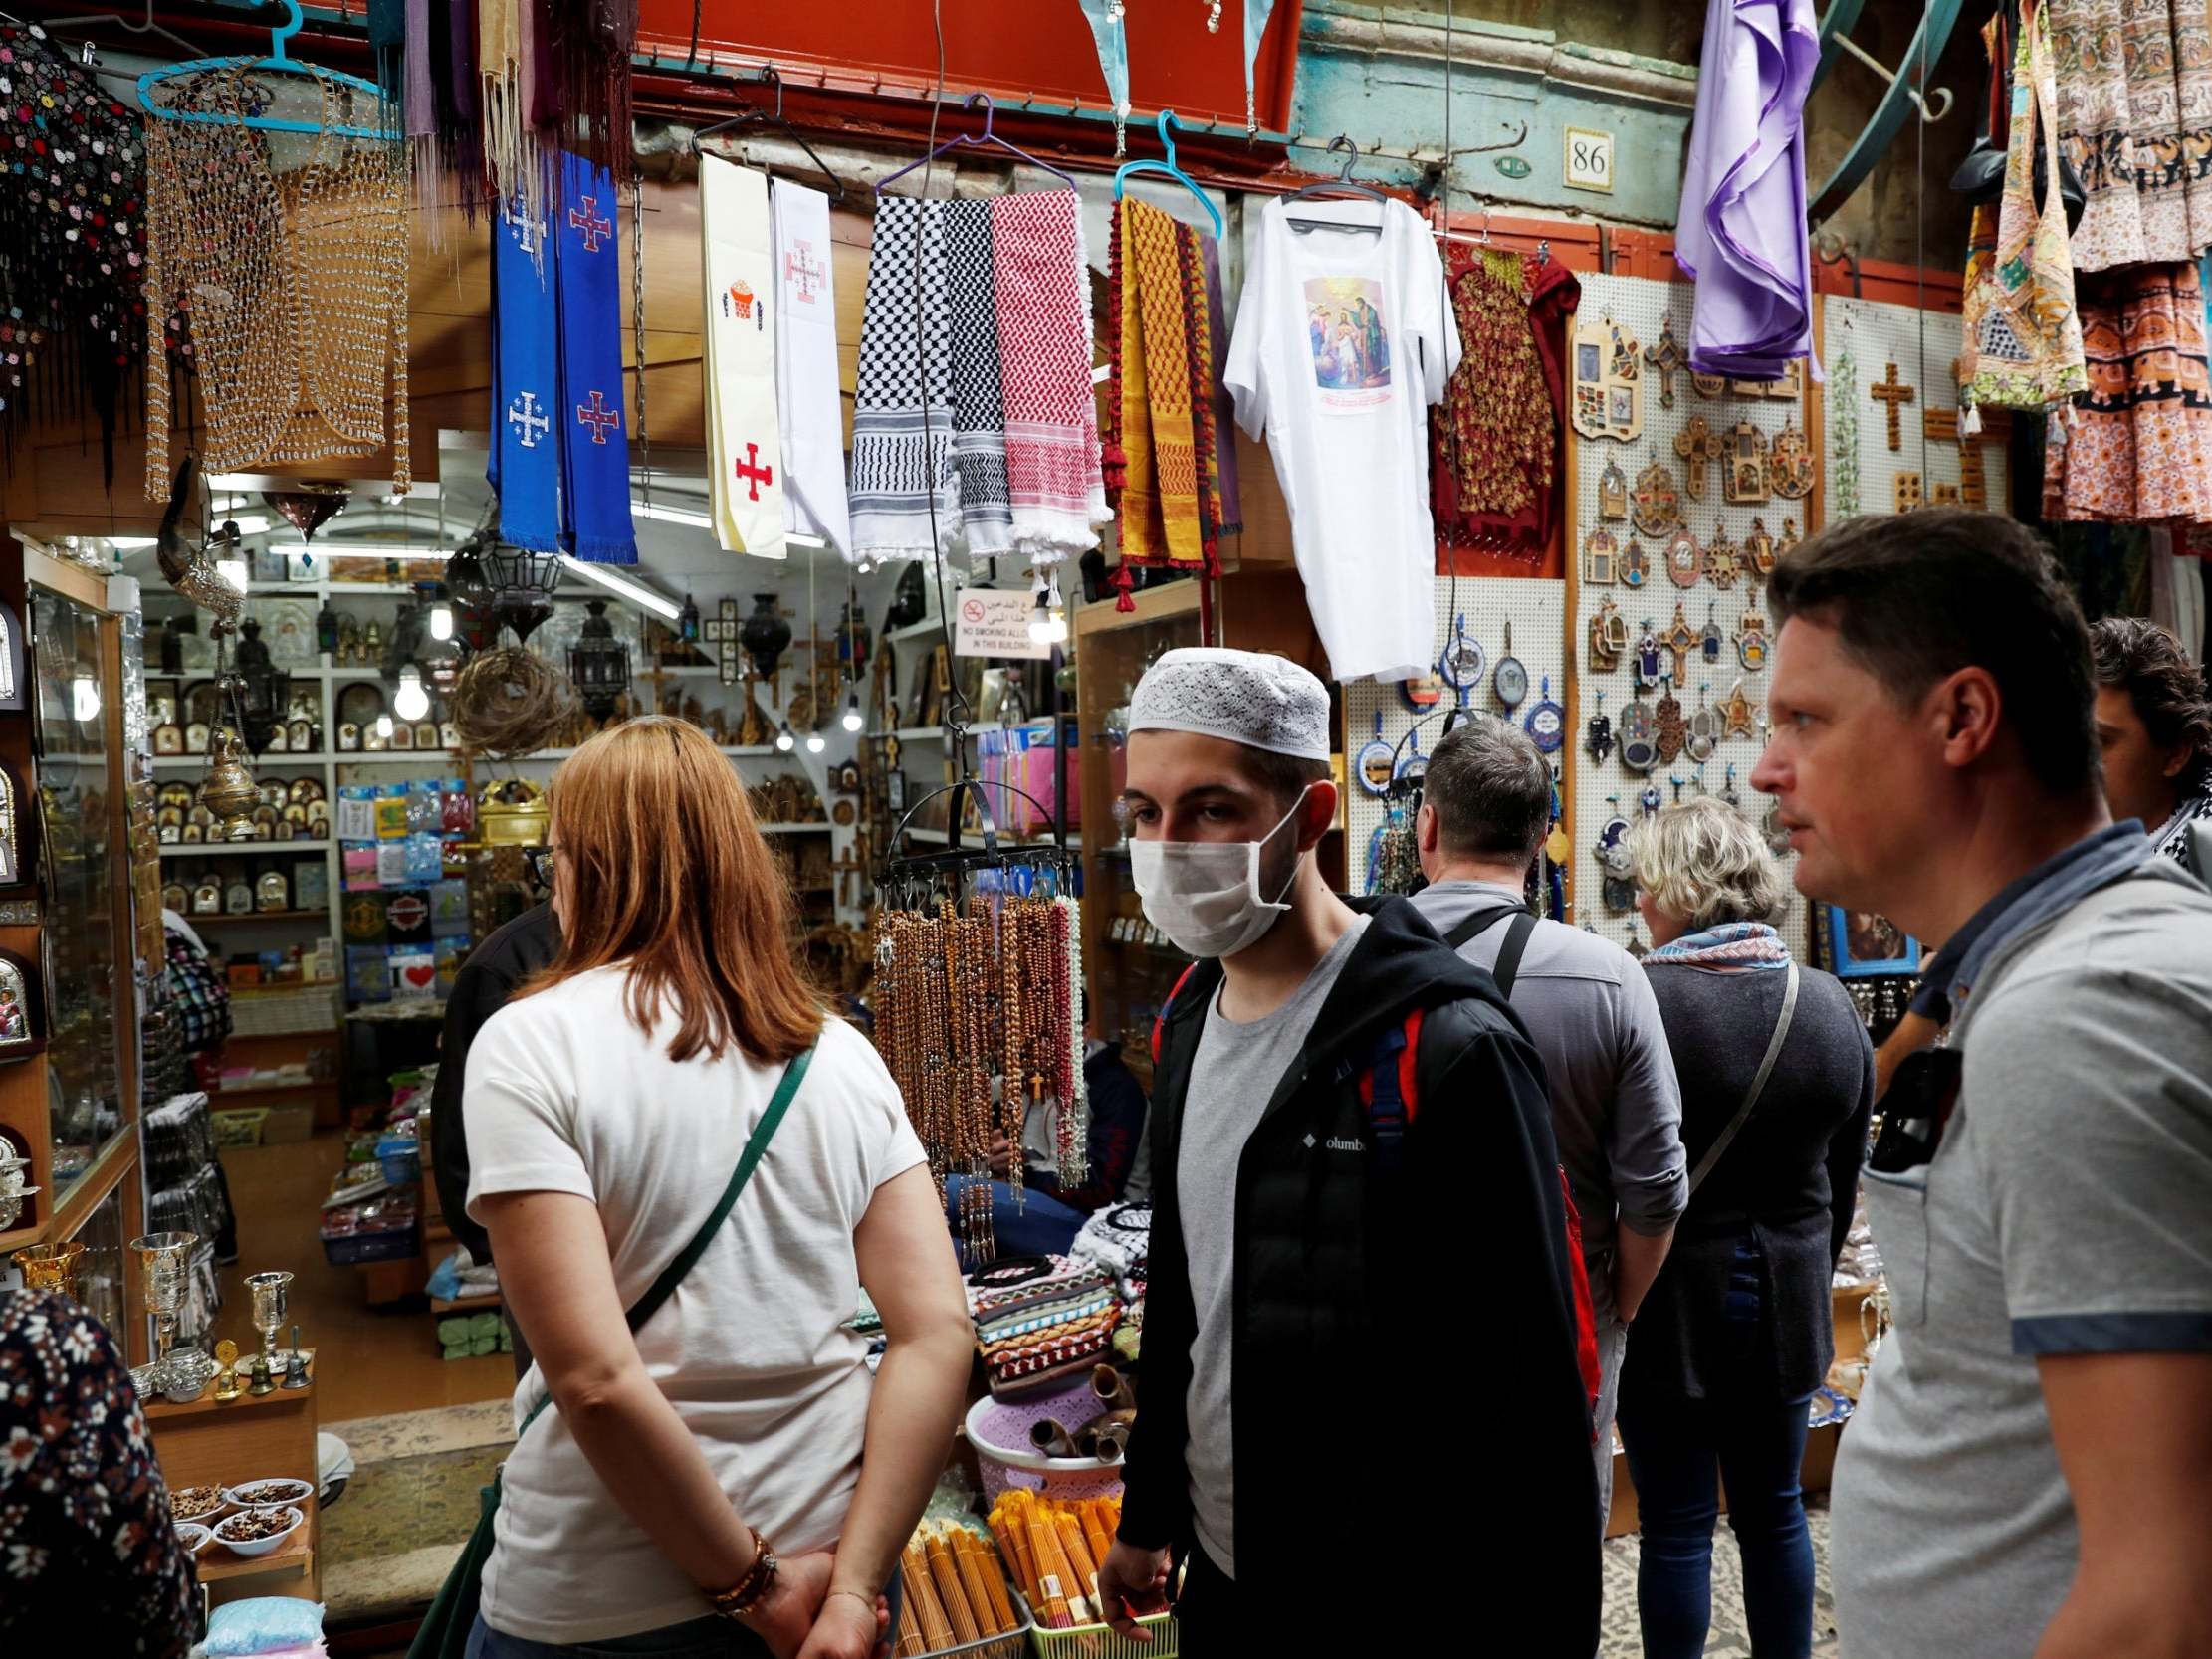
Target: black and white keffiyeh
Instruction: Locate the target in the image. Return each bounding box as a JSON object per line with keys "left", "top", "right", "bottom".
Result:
{"left": 849, "top": 197, "right": 956, "bottom": 560}
{"left": 2153, "top": 770, "right": 2212, "bottom": 869}
{"left": 946, "top": 199, "right": 1013, "bottom": 557}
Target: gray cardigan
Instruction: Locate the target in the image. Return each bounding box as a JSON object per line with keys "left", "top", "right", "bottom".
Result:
{"left": 1621, "top": 959, "right": 1875, "bottom": 1402}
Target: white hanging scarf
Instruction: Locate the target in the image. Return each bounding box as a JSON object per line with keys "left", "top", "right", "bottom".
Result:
{"left": 700, "top": 155, "right": 787, "bottom": 558}
{"left": 771, "top": 180, "right": 853, "bottom": 558}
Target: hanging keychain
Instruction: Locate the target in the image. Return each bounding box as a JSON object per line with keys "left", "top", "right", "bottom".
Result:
{"left": 1355, "top": 711, "right": 1394, "bottom": 796}
{"left": 1494, "top": 619, "right": 1528, "bottom": 711}
{"left": 1586, "top": 690, "right": 1615, "bottom": 765}
{"left": 1525, "top": 674, "right": 1565, "bottom": 753}
{"left": 1596, "top": 795, "right": 1637, "bottom": 913}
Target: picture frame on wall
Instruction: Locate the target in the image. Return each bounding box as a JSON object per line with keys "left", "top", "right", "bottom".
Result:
{"left": 0, "top": 945, "right": 47, "bottom": 1061}
{"left": 0, "top": 600, "right": 23, "bottom": 712}
{"left": 886, "top": 771, "right": 907, "bottom": 813}
{"left": 0, "top": 759, "right": 30, "bottom": 890}
{"left": 1826, "top": 905, "right": 1920, "bottom": 978}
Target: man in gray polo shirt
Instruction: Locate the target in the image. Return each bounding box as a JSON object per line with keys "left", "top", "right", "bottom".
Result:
{"left": 1754, "top": 509, "right": 2212, "bottom": 1659}
{"left": 1412, "top": 718, "right": 1686, "bottom": 1528}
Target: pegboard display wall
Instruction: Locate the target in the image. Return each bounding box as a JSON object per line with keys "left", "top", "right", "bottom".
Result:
{"left": 1568, "top": 272, "right": 1812, "bottom": 958}
{"left": 1823, "top": 299, "right": 2009, "bottom": 521}
{"left": 1343, "top": 575, "right": 1566, "bottom": 897}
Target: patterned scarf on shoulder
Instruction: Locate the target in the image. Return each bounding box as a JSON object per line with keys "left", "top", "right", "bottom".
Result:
{"left": 1646, "top": 921, "right": 1792, "bottom": 972}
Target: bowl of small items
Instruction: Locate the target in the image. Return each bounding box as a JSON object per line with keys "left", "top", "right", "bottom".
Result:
{"left": 225, "top": 1476, "right": 315, "bottom": 1511}
{"left": 169, "top": 1483, "right": 228, "bottom": 1525}
{"left": 173, "top": 1522, "right": 213, "bottom": 1555}
{"left": 212, "top": 1504, "right": 304, "bottom": 1557}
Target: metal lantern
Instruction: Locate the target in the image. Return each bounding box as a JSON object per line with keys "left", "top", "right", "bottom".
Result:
{"left": 231, "top": 621, "right": 291, "bottom": 757}
{"left": 198, "top": 727, "right": 261, "bottom": 841}
{"left": 740, "top": 592, "right": 791, "bottom": 681}
{"left": 481, "top": 546, "right": 562, "bottom": 644}
{"left": 568, "top": 600, "right": 631, "bottom": 721}
{"left": 678, "top": 593, "right": 701, "bottom": 646}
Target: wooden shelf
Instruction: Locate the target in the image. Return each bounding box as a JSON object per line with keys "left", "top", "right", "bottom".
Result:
{"left": 154, "top": 753, "right": 334, "bottom": 769}
{"left": 209, "top": 1078, "right": 339, "bottom": 1100}
{"left": 146, "top": 1373, "right": 315, "bottom": 1422}
{"left": 191, "top": 910, "right": 331, "bottom": 925}
{"left": 196, "top": 1496, "right": 318, "bottom": 1584}
{"left": 161, "top": 841, "right": 333, "bottom": 858}
{"left": 759, "top": 823, "right": 832, "bottom": 835}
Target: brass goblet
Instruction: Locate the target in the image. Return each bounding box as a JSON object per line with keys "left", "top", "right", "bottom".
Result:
{"left": 11, "top": 1240, "right": 84, "bottom": 1297}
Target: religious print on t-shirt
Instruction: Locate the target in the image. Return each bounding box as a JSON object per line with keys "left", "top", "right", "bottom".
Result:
{"left": 1226, "top": 197, "right": 1460, "bottom": 684}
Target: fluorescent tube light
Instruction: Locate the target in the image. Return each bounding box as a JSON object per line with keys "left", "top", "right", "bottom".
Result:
{"left": 556, "top": 554, "right": 683, "bottom": 621}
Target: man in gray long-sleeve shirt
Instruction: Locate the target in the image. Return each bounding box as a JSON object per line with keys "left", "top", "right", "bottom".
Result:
{"left": 1412, "top": 720, "right": 1686, "bottom": 1528}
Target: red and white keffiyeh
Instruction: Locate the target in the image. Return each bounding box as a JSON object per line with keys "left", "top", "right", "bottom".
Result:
{"left": 990, "top": 189, "right": 1109, "bottom": 562}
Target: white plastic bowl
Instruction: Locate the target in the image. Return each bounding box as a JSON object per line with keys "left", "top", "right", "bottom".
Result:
{"left": 225, "top": 1476, "right": 313, "bottom": 1511}
{"left": 212, "top": 1504, "right": 304, "bottom": 1557}
{"left": 173, "top": 1522, "right": 212, "bottom": 1555}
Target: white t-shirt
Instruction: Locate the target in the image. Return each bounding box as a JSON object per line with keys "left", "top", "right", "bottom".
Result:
{"left": 464, "top": 965, "right": 927, "bottom": 1644}
{"left": 1224, "top": 196, "right": 1460, "bottom": 684}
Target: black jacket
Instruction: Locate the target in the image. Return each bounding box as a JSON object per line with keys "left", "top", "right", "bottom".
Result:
{"left": 430, "top": 904, "right": 560, "bottom": 1262}
{"left": 1119, "top": 897, "right": 1600, "bottom": 1652}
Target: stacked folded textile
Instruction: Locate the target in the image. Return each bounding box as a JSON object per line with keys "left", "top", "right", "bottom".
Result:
{"left": 967, "top": 1254, "right": 1122, "bottom": 1399}
{"left": 1069, "top": 1201, "right": 1149, "bottom": 1293}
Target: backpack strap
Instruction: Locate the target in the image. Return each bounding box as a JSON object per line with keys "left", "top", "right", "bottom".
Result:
{"left": 1440, "top": 903, "right": 1539, "bottom": 999}
{"left": 1152, "top": 963, "right": 1202, "bottom": 1068}
{"left": 517, "top": 1042, "right": 814, "bottom": 1437}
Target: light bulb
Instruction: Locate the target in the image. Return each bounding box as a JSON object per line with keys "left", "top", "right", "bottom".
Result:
{"left": 774, "top": 722, "right": 795, "bottom": 753}
{"left": 805, "top": 728, "right": 826, "bottom": 754}
{"left": 1027, "top": 586, "right": 1054, "bottom": 644}
{"left": 429, "top": 602, "right": 454, "bottom": 642}
{"left": 215, "top": 556, "right": 249, "bottom": 593}
{"left": 855, "top": 554, "right": 877, "bottom": 576}
{"left": 393, "top": 666, "right": 430, "bottom": 722}
{"left": 71, "top": 674, "right": 101, "bottom": 722}
{"left": 840, "top": 693, "right": 863, "bottom": 733}
{"left": 1043, "top": 576, "right": 1069, "bottom": 644}
{"left": 374, "top": 713, "right": 394, "bottom": 739}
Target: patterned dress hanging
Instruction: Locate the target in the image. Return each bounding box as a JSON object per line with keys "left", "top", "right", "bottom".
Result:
{"left": 2050, "top": 0, "right": 2212, "bottom": 270}
{"left": 2043, "top": 259, "right": 2212, "bottom": 521}
{"left": 1433, "top": 248, "right": 1580, "bottom": 557}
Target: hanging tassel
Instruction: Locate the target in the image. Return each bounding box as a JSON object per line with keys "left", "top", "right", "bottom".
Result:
{"left": 1112, "top": 565, "right": 1137, "bottom": 612}
{"left": 1960, "top": 402, "right": 1982, "bottom": 437}
{"left": 1101, "top": 440, "right": 1127, "bottom": 491}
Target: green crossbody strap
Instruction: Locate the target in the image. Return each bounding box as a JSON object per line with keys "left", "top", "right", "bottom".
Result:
{"left": 514, "top": 1042, "right": 815, "bottom": 1439}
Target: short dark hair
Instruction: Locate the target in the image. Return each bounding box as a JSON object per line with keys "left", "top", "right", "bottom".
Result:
{"left": 1237, "top": 746, "right": 1332, "bottom": 811}
{"left": 2090, "top": 616, "right": 2212, "bottom": 758}
{"left": 1769, "top": 508, "right": 2099, "bottom": 798}
{"left": 1424, "top": 719, "right": 1552, "bottom": 863}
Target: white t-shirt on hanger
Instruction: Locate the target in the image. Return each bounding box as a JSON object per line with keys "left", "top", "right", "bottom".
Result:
{"left": 1224, "top": 195, "right": 1460, "bottom": 684}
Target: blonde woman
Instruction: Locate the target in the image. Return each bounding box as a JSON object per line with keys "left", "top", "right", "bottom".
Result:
{"left": 462, "top": 718, "right": 971, "bottom": 1659}
{"left": 1618, "top": 799, "right": 1873, "bottom": 1659}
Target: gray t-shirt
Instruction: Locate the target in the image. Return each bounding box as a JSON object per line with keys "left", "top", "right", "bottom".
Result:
{"left": 1411, "top": 881, "right": 1685, "bottom": 1324}
{"left": 1832, "top": 865, "right": 2212, "bottom": 1659}
{"left": 1178, "top": 914, "right": 1370, "bottom": 1579}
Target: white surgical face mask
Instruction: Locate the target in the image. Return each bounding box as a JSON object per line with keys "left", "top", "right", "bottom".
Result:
{"left": 1129, "top": 787, "right": 1313, "bottom": 959}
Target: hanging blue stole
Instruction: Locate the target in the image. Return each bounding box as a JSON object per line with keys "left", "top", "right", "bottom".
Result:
{"left": 487, "top": 152, "right": 637, "bottom": 564}
{"left": 556, "top": 153, "right": 635, "bottom": 564}
{"left": 490, "top": 196, "right": 561, "bottom": 553}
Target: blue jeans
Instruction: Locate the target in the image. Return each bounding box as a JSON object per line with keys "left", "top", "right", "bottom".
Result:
{"left": 1617, "top": 1238, "right": 1815, "bottom": 1659}
{"left": 464, "top": 1611, "right": 765, "bottom": 1658}
{"left": 943, "top": 1174, "right": 1089, "bottom": 1258}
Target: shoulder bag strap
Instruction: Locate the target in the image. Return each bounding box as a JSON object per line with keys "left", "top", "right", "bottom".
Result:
{"left": 1685, "top": 963, "right": 1798, "bottom": 1197}
{"left": 1441, "top": 902, "right": 1526, "bottom": 950}
{"left": 1490, "top": 912, "right": 1538, "bottom": 1000}
{"left": 517, "top": 1041, "right": 815, "bottom": 1435}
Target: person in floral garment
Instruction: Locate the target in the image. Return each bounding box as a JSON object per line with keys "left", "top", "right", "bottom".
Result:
{"left": 1, "top": 1288, "right": 197, "bottom": 1654}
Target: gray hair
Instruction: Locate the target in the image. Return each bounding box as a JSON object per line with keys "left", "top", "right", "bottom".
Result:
{"left": 1631, "top": 798, "right": 1787, "bottom": 930}
{"left": 1425, "top": 718, "right": 1553, "bottom": 864}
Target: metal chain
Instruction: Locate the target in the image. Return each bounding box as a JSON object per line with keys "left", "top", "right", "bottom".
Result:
{"left": 631, "top": 172, "right": 651, "bottom": 508}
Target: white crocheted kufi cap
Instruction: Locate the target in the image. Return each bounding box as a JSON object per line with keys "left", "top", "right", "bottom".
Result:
{"left": 1128, "top": 648, "right": 1332, "bottom": 762}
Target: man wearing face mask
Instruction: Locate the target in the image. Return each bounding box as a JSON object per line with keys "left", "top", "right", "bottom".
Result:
{"left": 1094, "top": 648, "right": 1601, "bottom": 1654}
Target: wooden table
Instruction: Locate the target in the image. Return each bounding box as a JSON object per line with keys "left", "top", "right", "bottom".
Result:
{"left": 146, "top": 1372, "right": 321, "bottom": 1605}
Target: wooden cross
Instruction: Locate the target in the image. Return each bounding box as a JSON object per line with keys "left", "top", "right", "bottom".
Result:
{"left": 1663, "top": 605, "right": 1701, "bottom": 684}
{"left": 1644, "top": 318, "right": 1688, "bottom": 409}
{"left": 1674, "top": 416, "right": 1720, "bottom": 500}
{"left": 1871, "top": 363, "right": 1915, "bottom": 451}
{"left": 1923, "top": 406, "right": 1996, "bottom": 510}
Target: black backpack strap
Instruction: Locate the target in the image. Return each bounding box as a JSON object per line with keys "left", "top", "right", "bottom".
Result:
{"left": 1440, "top": 903, "right": 1537, "bottom": 997}
{"left": 1490, "top": 912, "right": 1538, "bottom": 1000}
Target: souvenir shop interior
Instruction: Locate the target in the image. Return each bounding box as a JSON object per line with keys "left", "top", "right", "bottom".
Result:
{"left": 0, "top": 2, "right": 2203, "bottom": 1655}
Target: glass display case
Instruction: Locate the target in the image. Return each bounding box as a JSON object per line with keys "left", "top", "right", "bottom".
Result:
{"left": 34, "top": 588, "right": 128, "bottom": 1203}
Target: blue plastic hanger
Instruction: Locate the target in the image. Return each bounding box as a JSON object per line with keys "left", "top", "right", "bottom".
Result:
{"left": 876, "top": 93, "right": 1077, "bottom": 194}
{"left": 138, "top": 1, "right": 392, "bottom": 141}
{"left": 1111, "top": 110, "right": 1224, "bottom": 239}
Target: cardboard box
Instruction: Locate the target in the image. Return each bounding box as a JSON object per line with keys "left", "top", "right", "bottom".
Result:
{"left": 260, "top": 1105, "right": 316, "bottom": 1143}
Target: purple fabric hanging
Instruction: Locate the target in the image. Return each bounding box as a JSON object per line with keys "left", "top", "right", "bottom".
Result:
{"left": 1675, "top": 0, "right": 1821, "bottom": 380}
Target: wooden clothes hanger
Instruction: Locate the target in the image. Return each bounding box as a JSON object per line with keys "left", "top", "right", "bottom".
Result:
{"left": 875, "top": 93, "right": 1076, "bottom": 194}
{"left": 1111, "top": 109, "right": 1223, "bottom": 238}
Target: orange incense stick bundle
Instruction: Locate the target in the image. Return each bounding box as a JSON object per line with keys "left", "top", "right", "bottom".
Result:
{"left": 893, "top": 1586, "right": 928, "bottom": 1659}
{"left": 1078, "top": 1505, "right": 1115, "bottom": 1587}
{"left": 925, "top": 1530, "right": 982, "bottom": 1644}
{"left": 989, "top": 1510, "right": 1033, "bottom": 1605}
{"left": 1054, "top": 1510, "right": 1102, "bottom": 1608}
{"left": 956, "top": 1526, "right": 1017, "bottom": 1633}
{"left": 1024, "top": 1514, "right": 1075, "bottom": 1627}
{"left": 902, "top": 1542, "right": 955, "bottom": 1653}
